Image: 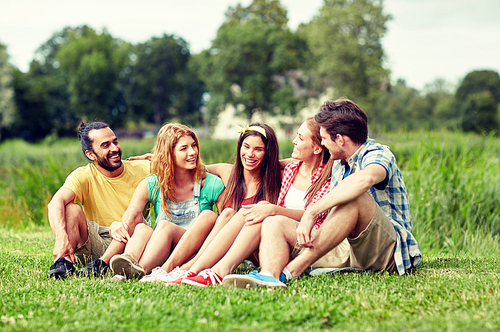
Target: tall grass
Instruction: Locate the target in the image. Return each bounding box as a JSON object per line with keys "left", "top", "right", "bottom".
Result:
{"left": 380, "top": 131, "right": 500, "bottom": 255}
{"left": 1, "top": 131, "right": 499, "bottom": 256}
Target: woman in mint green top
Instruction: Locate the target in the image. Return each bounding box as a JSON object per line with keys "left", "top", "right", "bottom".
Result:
{"left": 108, "top": 124, "right": 224, "bottom": 279}
{"left": 146, "top": 173, "right": 224, "bottom": 230}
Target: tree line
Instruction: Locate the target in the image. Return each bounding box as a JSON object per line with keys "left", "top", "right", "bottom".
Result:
{"left": 1, "top": 0, "right": 499, "bottom": 142}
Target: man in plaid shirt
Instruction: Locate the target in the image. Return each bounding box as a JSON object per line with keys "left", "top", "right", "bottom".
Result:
{"left": 223, "top": 99, "right": 421, "bottom": 288}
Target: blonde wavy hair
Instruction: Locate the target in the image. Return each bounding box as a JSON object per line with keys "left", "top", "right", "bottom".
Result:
{"left": 151, "top": 123, "right": 206, "bottom": 218}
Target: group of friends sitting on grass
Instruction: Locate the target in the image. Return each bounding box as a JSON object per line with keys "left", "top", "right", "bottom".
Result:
{"left": 46, "top": 98, "right": 422, "bottom": 288}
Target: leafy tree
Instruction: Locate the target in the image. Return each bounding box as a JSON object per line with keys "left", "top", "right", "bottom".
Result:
{"left": 461, "top": 91, "right": 498, "bottom": 133}
{"left": 0, "top": 42, "right": 16, "bottom": 140}
{"left": 56, "top": 26, "right": 130, "bottom": 127}
{"left": 298, "top": 0, "right": 390, "bottom": 104}
{"left": 223, "top": 0, "right": 289, "bottom": 27}
{"left": 11, "top": 68, "right": 54, "bottom": 141}
{"left": 371, "top": 79, "right": 419, "bottom": 131}
{"left": 456, "top": 70, "right": 500, "bottom": 104}
{"left": 125, "top": 34, "right": 203, "bottom": 126}
{"left": 25, "top": 26, "right": 99, "bottom": 137}
{"left": 455, "top": 70, "right": 500, "bottom": 133}
{"left": 201, "top": 0, "right": 307, "bottom": 122}
{"left": 422, "top": 79, "right": 454, "bottom": 129}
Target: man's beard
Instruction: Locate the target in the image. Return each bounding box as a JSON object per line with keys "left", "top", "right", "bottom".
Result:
{"left": 95, "top": 150, "right": 123, "bottom": 172}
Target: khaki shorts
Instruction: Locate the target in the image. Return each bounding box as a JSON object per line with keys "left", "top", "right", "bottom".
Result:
{"left": 290, "top": 224, "right": 351, "bottom": 269}
{"left": 347, "top": 204, "right": 397, "bottom": 273}
{"left": 74, "top": 219, "right": 112, "bottom": 265}
{"left": 290, "top": 204, "right": 397, "bottom": 273}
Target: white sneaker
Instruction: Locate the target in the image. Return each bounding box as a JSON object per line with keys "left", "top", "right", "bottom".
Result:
{"left": 157, "top": 267, "right": 191, "bottom": 283}
{"left": 139, "top": 267, "right": 168, "bottom": 283}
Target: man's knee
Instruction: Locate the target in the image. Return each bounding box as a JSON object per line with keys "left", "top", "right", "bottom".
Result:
{"left": 64, "top": 203, "right": 86, "bottom": 224}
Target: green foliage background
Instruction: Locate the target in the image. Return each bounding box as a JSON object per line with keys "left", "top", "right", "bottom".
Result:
{"left": 3, "top": 0, "right": 499, "bottom": 142}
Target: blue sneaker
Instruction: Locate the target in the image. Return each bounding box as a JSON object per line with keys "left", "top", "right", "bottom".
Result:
{"left": 222, "top": 270, "right": 287, "bottom": 289}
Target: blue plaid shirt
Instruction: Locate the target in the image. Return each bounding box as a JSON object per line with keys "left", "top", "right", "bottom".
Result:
{"left": 331, "top": 138, "right": 421, "bottom": 275}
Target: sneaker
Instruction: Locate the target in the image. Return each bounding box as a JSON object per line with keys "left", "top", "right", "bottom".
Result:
{"left": 47, "top": 257, "right": 76, "bottom": 279}
{"left": 109, "top": 253, "right": 145, "bottom": 279}
{"left": 139, "top": 267, "right": 167, "bottom": 283}
{"left": 181, "top": 269, "right": 222, "bottom": 287}
{"left": 165, "top": 271, "right": 196, "bottom": 286}
{"left": 304, "top": 267, "right": 367, "bottom": 276}
{"left": 140, "top": 266, "right": 192, "bottom": 283}
{"left": 222, "top": 270, "right": 287, "bottom": 289}
{"left": 76, "top": 259, "right": 108, "bottom": 278}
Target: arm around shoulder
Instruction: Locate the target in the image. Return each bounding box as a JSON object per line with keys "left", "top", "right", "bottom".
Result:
{"left": 206, "top": 163, "right": 233, "bottom": 185}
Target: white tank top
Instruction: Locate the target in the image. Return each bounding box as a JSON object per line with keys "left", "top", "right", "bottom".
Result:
{"left": 283, "top": 183, "right": 307, "bottom": 210}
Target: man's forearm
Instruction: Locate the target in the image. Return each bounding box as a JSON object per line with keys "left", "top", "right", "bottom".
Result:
{"left": 120, "top": 206, "right": 145, "bottom": 233}
{"left": 48, "top": 200, "right": 69, "bottom": 239}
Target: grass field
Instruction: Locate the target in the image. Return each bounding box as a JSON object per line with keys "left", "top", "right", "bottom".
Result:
{"left": 1, "top": 131, "right": 500, "bottom": 331}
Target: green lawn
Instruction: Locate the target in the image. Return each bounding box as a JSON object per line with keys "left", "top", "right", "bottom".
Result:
{"left": 2, "top": 131, "right": 500, "bottom": 331}
{"left": 1, "top": 228, "right": 499, "bottom": 332}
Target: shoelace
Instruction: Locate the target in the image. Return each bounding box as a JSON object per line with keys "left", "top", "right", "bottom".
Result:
{"left": 149, "top": 267, "right": 165, "bottom": 277}
{"left": 168, "top": 267, "right": 188, "bottom": 280}
{"left": 198, "top": 269, "right": 221, "bottom": 284}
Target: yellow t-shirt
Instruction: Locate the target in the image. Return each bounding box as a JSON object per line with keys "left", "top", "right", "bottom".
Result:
{"left": 63, "top": 160, "right": 151, "bottom": 227}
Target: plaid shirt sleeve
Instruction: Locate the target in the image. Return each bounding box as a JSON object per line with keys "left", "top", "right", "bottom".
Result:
{"left": 358, "top": 141, "right": 421, "bottom": 275}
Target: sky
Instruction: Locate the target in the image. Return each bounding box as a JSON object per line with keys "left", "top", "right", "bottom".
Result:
{"left": 0, "top": 0, "right": 499, "bottom": 91}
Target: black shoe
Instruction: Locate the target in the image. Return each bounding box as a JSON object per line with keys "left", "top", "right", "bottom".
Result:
{"left": 47, "top": 257, "right": 76, "bottom": 279}
{"left": 76, "top": 258, "right": 109, "bottom": 278}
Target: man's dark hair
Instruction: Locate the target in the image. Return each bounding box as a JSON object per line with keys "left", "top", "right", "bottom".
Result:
{"left": 314, "top": 99, "right": 368, "bottom": 145}
{"left": 77, "top": 121, "right": 109, "bottom": 160}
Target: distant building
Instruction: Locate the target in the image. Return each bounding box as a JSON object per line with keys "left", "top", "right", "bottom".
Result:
{"left": 211, "top": 89, "right": 334, "bottom": 140}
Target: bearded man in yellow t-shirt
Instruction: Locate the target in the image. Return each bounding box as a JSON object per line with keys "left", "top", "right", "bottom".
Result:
{"left": 47, "top": 121, "right": 150, "bottom": 279}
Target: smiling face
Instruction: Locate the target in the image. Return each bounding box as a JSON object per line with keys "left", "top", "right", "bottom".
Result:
{"left": 319, "top": 126, "right": 343, "bottom": 160}
{"left": 173, "top": 134, "right": 199, "bottom": 170}
{"left": 87, "top": 127, "right": 123, "bottom": 173}
{"left": 292, "top": 122, "right": 318, "bottom": 162}
{"left": 240, "top": 134, "right": 266, "bottom": 173}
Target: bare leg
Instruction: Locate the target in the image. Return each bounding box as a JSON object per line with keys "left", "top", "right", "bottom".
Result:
{"left": 188, "top": 209, "right": 247, "bottom": 273}
{"left": 160, "top": 210, "right": 218, "bottom": 272}
{"left": 123, "top": 224, "right": 154, "bottom": 263}
{"left": 50, "top": 203, "right": 88, "bottom": 262}
{"left": 176, "top": 208, "right": 236, "bottom": 271}
{"left": 100, "top": 241, "right": 126, "bottom": 265}
{"left": 138, "top": 221, "right": 185, "bottom": 273}
{"left": 258, "top": 216, "right": 298, "bottom": 279}
{"left": 101, "top": 208, "right": 145, "bottom": 264}
{"left": 211, "top": 222, "right": 263, "bottom": 278}
{"left": 286, "top": 192, "right": 377, "bottom": 278}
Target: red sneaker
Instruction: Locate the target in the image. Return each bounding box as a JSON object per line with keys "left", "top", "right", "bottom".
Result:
{"left": 165, "top": 271, "right": 196, "bottom": 286}
{"left": 181, "top": 269, "right": 222, "bottom": 287}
